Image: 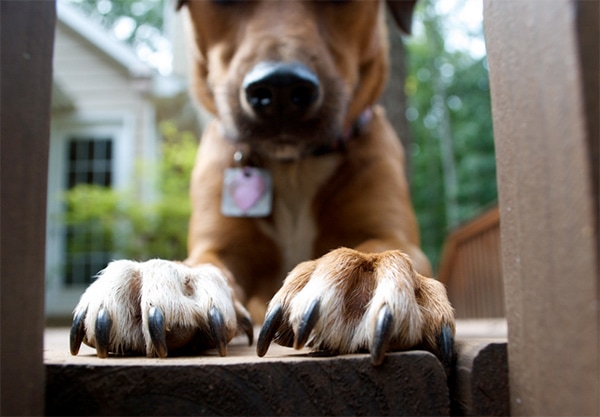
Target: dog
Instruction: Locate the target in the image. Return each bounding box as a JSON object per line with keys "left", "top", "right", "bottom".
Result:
{"left": 70, "top": 0, "right": 455, "bottom": 367}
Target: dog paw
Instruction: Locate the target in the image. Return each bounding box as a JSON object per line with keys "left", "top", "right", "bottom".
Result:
{"left": 70, "top": 259, "right": 253, "bottom": 358}
{"left": 257, "top": 248, "right": 455, "bottom": 367}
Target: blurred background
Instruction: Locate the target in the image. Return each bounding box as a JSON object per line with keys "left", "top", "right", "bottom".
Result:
{"left": 46, "top": 0, "right": 496, "bottom": 322}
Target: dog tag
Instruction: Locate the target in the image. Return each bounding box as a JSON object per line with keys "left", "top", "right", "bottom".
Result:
{"left": 222, "top": 167, "right": 273, "bottom": 217}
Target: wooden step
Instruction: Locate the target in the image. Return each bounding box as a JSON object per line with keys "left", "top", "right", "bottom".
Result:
{"left": 45, "top": 321, "right": 508, "bottom": 416}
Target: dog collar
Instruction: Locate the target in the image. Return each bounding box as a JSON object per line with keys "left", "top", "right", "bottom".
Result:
{"left": 311, "top": 107, "right": 373, "bottom": 157}
{"left": 220, "top": 107, "right": 372, "bottom": 217}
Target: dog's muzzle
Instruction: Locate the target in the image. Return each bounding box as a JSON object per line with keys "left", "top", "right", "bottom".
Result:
{"left": 231, "top": 61, "right": 343, "bottom": 160}
{"left": 242, "top": 62, "right": 321, "bottom": 121}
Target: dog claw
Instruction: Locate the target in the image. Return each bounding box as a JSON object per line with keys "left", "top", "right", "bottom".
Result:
{"left": 238, "top": 314, "right": 254, "bottom": 346}
{"left": 148, "top": 306, "right": 168, "bottom": 358}
{"left": 70, "top": 308, "right": 87, "bottom": 356}
{"left": 209, "top": 306, "right": 228, "bottom": 357}
{"left": 371, "top": 304, "right": 394, "bottom": 366}
{"left": 257, "top": 303, "right": 284, "bottom": 357}
{"left": 436, "top": 324, "right": 454, "bottom": 373}
{"left": 294, "top": 298, "right": 320, "bottom": 350}
{"left": 94, "top": 308, "right": 112, "bottom": 358}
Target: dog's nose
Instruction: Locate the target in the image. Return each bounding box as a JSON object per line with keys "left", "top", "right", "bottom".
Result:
{"left": 242, "top": 62, "right": 320, "bottom": 119}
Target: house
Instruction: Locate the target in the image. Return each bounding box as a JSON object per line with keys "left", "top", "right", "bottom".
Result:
{"left": 45, "top": 1, "right": 190, "bottom": 319}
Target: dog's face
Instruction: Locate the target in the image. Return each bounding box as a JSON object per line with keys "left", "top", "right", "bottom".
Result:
{"left": 182, "top": 0, "right": 412, "bottom": 160}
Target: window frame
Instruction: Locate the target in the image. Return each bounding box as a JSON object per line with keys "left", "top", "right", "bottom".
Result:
{"left": 45, "top": 112, "right": 134, "bottom": 317}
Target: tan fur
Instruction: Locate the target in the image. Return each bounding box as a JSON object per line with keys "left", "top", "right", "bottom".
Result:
{"left": 72, "top": 0, "right": 454, "bottom": 361}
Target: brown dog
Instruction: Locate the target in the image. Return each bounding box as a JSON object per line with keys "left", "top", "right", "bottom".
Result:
{"left": 70, "top": 0, "right": 455, "bottom": 367}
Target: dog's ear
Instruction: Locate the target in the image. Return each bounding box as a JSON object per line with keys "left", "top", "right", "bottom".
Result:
{"left": 176, "top": 0, "right": 187, "bottom": 11}
{"left": 386, "top": 0, "right": 418, "bottom": 34}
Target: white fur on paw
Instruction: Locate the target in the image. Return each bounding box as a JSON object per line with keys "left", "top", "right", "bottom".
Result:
{"left": 74, "top": 260, "right": 145, "bottom": 355}
{"left": 139, "top": 260, "right": 237, "bottom": 356}
{"left": 72, "top": 259, "right": 242, "bottom": 357}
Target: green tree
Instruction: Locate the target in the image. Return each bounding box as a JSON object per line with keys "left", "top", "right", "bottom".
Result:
{"left": 405, "top": 0, "right": 496, "bottom": 270}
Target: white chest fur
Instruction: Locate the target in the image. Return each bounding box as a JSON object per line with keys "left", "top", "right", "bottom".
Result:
{"left": 258, "top": 156, "right": 340, "bottom": 275}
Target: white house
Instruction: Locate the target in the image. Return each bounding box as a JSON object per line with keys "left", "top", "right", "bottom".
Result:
{"left": 46, "top": 1, "right": 190, "bottom": 319}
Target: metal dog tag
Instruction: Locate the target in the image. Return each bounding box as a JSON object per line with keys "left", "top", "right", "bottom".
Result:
{"left": 222, "top": 167, "right": 273, "bottom": 217}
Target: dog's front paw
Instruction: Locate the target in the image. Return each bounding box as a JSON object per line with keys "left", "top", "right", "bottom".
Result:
{"left": 70, "top": 259, "right": 253, "bottom": 358}
{"left": 257, "top": 248, "right": 454, "bottom": 367}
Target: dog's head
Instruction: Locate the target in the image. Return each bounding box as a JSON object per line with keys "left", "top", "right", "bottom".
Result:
{"left": 179, "top": 0, "right": 416, "bottom": 160}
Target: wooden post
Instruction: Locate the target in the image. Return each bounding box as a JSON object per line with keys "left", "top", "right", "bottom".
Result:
{"left": 483, "top": 0, "right": 599, "bottom": 415}
{"left": 0, "top": 1, "right": 56, "bottom": 415}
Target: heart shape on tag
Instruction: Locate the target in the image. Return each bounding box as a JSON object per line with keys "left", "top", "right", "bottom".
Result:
{"left": 226, "top": 168, "right": 267, "bottom": 212}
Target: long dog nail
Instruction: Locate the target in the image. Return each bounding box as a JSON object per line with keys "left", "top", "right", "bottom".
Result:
{"left": 371, "top": 304, "right": 394, "bottom": 366}
{"left": 70, "top": 308, "right": 87, "bottom": 356}
{"left": 294, "top": 298, "right": 320, "bottom": 350}
{"left": 94, "top": 308, "right": 112, "bottom": 358}
{"left": 148, "top": 306, "right": 168, "bottom": 358}
{"left": 209, "top": 306, "right": 228, "bottom": 357}
{"left": 256, "top": 303, "right": 283, "bottom": 357}
{"left": 436, "top": 324, "right": 454, "bottom": 374}
{"left": 238, "top": 314, "right": 254, "bottom": 346}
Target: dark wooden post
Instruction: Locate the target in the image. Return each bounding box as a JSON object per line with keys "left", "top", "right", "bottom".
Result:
{"left": 1, "top": 1, "right": 56, "bottom": 415}
{"left": 483, "top": 0, "right": 599, "bottom": 414}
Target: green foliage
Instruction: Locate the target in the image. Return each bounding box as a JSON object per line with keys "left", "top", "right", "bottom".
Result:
{"left": 405, "top": 0, "right": 497, "bottom": 270}
{"left": 63, "top": 122, "right": 198, "bottom": 262}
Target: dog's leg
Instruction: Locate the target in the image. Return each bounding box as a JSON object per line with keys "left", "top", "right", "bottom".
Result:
{"left": 257, "top": 248, "right": 454, "bottom": 368}
{"left": 70, "top": 259, "right": 252, "bottom": 357}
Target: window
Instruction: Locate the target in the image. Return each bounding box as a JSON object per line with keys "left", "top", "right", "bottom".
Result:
{"left": 46, "top": 115, "right": 136, "bottom": 317}
{"left": 67, "top": 138, "right": 113, "bottom": 188}
{"left": 64, "top": 137, "right": 114, "bottom": 286}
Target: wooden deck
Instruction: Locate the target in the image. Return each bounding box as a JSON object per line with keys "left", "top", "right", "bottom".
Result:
{"left": 45, "top": 322, "right": 507, "bottom": 416}
{"left": 45, "top": 329, "right": 450, "bottom": 416}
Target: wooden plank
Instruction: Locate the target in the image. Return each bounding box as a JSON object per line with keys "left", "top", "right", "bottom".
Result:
{"left": 45, "top": 318, "right": 508, "bottom": 416}
{"left": 452, "top": 340, "right": 509, "bottom": 416}
{"left": 0, "top": 1, "right": 56, "bottom": 415}
{"left": 483, "top": 0, "right": 599, "bottom": 415}
{"left": 576, "top": 0, "right": 599, "bottom": 229}
{"left": 45, "top": 334, "right": 450, "bottom": 416}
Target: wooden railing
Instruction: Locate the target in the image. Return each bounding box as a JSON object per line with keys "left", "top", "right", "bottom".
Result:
{"left": 437, "top": 206, "right": 504, "bottom": 319}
